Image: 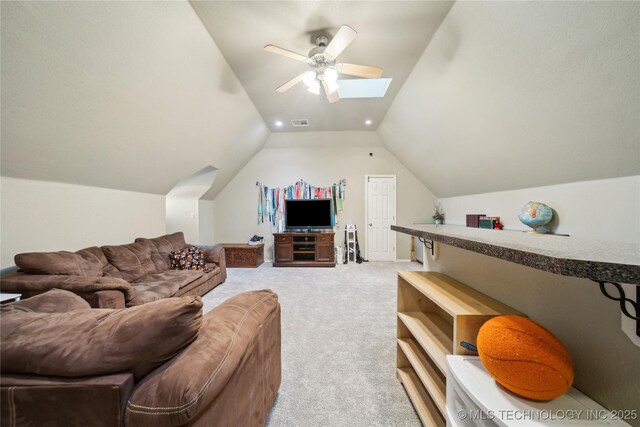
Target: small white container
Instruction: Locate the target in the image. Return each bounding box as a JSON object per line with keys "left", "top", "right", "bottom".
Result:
{"left": 446, "top": 356, "right": 630, "bottom": 427}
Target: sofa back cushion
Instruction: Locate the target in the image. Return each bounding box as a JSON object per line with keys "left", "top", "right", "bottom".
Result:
{"left": 1, "top": 296, "right": 203, "bottom": 380}
{"left": 135, "top": 232, "right": 186, "bottom": 273}
{"left": 102, "top": 241, "right": 156, "bottom": 282}
{"left": 15, "top": 246, "right": 107, "bottom": 277}
{"left": 11, "top": 289, "right": 91, "bottom": 313}
{"left": 76, "top": 246, "right": 123, "bottom": 278}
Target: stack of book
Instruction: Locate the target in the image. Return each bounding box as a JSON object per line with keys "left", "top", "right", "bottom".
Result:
{"left": 479, "top": 216, "right": 501, "bottom": 229}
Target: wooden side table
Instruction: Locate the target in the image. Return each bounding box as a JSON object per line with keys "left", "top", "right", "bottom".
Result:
{"left": 221, "top": 243, "right": 264, "bottom": 268}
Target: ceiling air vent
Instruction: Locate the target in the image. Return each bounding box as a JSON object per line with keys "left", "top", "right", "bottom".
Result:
{"left": 291, "top": 119, "right": 310, "bottom": 127}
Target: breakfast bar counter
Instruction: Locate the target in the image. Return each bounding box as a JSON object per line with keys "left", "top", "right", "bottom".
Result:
{"left": 392, "top": 224, "right": 640, "bottom": 285}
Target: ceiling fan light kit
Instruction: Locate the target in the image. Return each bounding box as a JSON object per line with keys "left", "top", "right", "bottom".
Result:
{"left": 302, "top": 70, "right": 317, "bottom": 87}
{"left": 324, "top": 68, "right": 338, "bottom": 84}
{"left": 308, "top": 80, "right": 321, "bottom": 95}
{"left": 265, "top": 25, "right": 384, "bottom": 103}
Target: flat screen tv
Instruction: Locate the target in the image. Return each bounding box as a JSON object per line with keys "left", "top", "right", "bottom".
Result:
{"left": 285, "top": 199, "right": 333, "bottom": 231}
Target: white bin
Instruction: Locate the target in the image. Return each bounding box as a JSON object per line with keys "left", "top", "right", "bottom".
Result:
{"left": 446, "top": 356, "right": 631, "bottom": 427}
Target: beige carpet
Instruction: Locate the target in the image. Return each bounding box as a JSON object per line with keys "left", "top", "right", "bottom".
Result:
{"left": 201, "top": 261, "right": 422, "bottom": 427}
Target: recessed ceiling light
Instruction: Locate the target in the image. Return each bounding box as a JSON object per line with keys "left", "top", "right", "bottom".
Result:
{"left": 275, "top": 121, "right": 283, "bottom": 127}
{"left": 365, "top": 120, "right": 372, "bottom": 125}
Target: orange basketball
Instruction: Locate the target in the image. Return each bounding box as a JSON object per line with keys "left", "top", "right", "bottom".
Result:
{"left": 477, "top": 316, "right": 574, "bottom": 401}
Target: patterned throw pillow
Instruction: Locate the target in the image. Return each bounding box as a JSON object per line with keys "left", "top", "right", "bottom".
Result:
{"left": 169, "top": 246, "right": 210, "bottom": 272}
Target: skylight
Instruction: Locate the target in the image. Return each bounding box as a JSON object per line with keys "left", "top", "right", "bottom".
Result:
{"left": 337, "top": 78, "right": 392, "bottom": 99}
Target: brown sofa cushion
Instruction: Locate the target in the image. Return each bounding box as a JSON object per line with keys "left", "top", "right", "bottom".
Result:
{"left": 136, "top": 232, "right": 186, "bottom": 254}
{"left": 0, "top": 274, "right": 136, "bottom": 305}
{"left": 1, "top": 296, "right": 203, "bottom": 380}
{"left": 182, "top": 267, "right": 218, "bottom": 291}
{"left": 102, "top": 241, "right": 156, "bottom": 282}
{"left": 15, "top": 246, "right": 107, "bottom": 277}
{"left": 11, "top": 288, "right": 90, "bottom": 313}
{"left": 135, "top": 232, "right": 186, "bottom": 273}
{"left": 125, "top": 290, "right": 278, "bottom": 427}
{"left": 125, "top": 271, "right": 205, "bottom": 306}
{"left": 128, "top": 282, "right": 180, "bottom": 306}
{"left": 134, "top": 270, "right": 204, "bottom": 289}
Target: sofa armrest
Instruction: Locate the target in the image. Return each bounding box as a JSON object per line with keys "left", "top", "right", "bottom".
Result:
{"left": 0, "top": 372, "right": 134, "bottom": 427}
{"left": 192, "top": 244, "right": 225, "bottom": 266}
{"left": 0, "top": 274, "right": 134, "bottom": 308}
{"left": 125, "top": 290, "right": 280, "bottom": 427}
{"left": 194, "top": 244, "right": 226, "bottom": 282}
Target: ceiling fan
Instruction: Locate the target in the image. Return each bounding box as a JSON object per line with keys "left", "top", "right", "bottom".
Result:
{"left": 264, "top": 25, "right": 383, "bottom": 103}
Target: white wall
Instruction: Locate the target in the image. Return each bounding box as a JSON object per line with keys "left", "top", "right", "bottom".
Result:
{"left": 166, "top": 197, "right": 200, "bottom": 245}
{"left": 378, "top": 1, "right": 640, "bottom": 198}
{"left": 213, "top": 131, "right": 436, "bottom": 260}
{"left": 199, "top": 200, "right": 215, "bottom": 244}
{"left": 0, "top": 177, "right": 166, "bottom": 268}
{"left": 438, "top": 176, "right": 640, "bottom": 243}
{"left": 166, "top": 167, "right": 217, "bottom": 244}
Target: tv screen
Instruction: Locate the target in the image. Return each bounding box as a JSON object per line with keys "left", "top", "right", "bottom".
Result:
{"left": 285, "top": 199, "right": 333, "bottom": 230}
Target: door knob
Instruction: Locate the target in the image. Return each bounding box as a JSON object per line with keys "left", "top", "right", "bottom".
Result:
{"left": 369, "top": 223, "right": 372, "bottom": 226}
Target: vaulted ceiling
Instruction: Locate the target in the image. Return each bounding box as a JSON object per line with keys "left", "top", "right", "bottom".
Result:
{"left": 0, "top": 1, "right": 268, "bottom": 200}
{"left": 190, "top": 1, "right": 454, "bottom": 132}
{"left": 378, "top": 1, "right": 640, "bottom": 196}
{"left": 1, "top": 1, "right": 638, "bottom": 201}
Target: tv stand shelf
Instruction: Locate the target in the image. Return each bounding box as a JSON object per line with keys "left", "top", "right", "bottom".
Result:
{"left": 273, "top": 232, "right": 335, "bottom": 267}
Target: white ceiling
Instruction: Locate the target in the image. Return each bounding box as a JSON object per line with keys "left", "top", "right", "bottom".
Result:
{"left": 190, "top": 1, "right": 454, "bottom": 132}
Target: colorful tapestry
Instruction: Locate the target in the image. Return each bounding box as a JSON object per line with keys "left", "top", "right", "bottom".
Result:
{"left": 256, "top": 179, "right": 346, "bottom": 227}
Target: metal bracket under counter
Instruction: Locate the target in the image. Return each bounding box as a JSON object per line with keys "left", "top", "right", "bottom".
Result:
{"left": 417, "top": 237, "right": 434, "bottom": 257}
{"left": 596, "top": 280, "right": 639, "bottom": 338}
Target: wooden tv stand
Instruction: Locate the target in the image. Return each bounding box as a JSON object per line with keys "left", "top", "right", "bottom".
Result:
{"left": 273, "top": 232, "right": 336, "bottom": 267}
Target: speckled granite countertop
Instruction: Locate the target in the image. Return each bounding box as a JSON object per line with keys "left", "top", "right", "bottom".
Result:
{"left": 392, "top": 224, "right": 640, "bottom": 284}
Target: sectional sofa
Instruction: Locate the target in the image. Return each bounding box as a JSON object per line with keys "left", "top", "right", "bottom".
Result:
{"left": 1, "top": 287, "right": 282, "bottom": 426}
{"left": 0, "top": 232, "right": 226, "bottom": 308}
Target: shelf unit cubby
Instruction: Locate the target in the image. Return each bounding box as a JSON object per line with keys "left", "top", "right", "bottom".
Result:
{"left": 396, "top": 271, "right": 523, "bottom": 426}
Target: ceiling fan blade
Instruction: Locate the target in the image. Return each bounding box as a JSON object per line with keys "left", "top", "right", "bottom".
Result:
{"left": 276, "top": 73, "right": 305, "bottom": 93}
{"left": 324, "top": 25, "right": 357, "bottom": 59}
{"left": 338, "top": 63, "right": 383, "bottom": 79}
{"left": 322, "top": 81, "right": 340, "bottom": 103}
{"left": 264, "top": 44, "right": 308, "bottom": 62}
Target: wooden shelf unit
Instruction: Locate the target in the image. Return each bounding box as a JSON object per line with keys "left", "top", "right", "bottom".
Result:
{"left": 396, "top": 271, "right": 523, "bottom": 426}
{"left": 273, "top": 232, "right": 335, "bottom": 267}
{"left": 397, "top": 368, "right": 445, "bottom": 427}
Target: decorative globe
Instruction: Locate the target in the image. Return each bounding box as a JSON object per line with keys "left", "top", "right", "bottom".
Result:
{"left": 518, "top": 201, "right": 553, "bottom": 233}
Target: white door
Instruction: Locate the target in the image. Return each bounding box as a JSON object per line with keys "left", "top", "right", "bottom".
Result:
{"left": 366, "top": 175, "right": 396, "bottom": 261}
